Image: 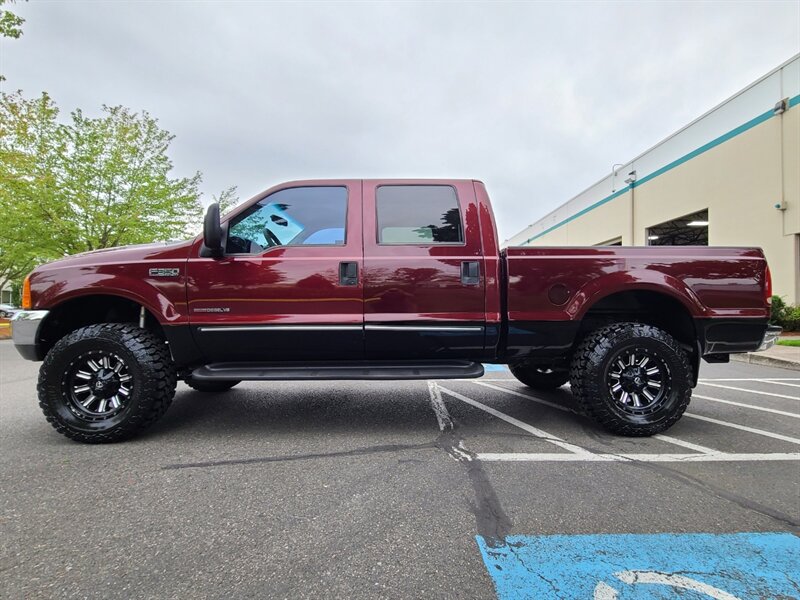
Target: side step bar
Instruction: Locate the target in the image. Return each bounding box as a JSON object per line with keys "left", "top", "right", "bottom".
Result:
{"left": 190, "top": 360, "right": 485, "bottom": 381}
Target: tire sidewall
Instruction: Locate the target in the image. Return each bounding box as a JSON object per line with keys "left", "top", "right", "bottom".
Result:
{"left": 40, "top": 328, "right": 159, "bottom": 436}
{"left": 592, "top": 326, "right": 690, "bottom": 429}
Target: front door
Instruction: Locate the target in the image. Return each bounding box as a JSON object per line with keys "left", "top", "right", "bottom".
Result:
{"left": 186, "top": 181, "right": 364, "bottom": 362}
{"left": 361, "top": 180, "right": 486, "bottom": 359}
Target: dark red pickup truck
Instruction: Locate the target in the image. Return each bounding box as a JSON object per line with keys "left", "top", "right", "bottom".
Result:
{"left": 13, "top": 179, "right": 779, "bottom": 443}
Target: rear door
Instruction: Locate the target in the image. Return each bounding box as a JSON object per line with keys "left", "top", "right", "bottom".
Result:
{"left": 361, "top": 180, "right": 486, "bottom": 359}
{"left": 186, "top": 181, "right": 364, "bottom": 362}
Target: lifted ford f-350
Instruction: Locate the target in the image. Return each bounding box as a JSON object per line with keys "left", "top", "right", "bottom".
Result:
{"left": 12, "top": 179, "right": 780, "bottom": 443}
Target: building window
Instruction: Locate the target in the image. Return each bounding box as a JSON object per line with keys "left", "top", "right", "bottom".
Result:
{"left": 647, "top": 209, "right": 708, "bottom": 246}
{"left": 376, "top": 185, "right": 463, "bottom": 244}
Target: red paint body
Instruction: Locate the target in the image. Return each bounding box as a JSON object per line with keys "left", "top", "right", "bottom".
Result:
{"left": 26, "top": 179, "right": 771, "bottom": 367}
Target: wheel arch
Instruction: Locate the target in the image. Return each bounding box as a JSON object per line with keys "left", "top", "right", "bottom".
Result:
{"left": 575, "top": 288, "right": 700, "bottom": 384}
{"left": 37, "top": 293, "right": 165, "bottom": 357}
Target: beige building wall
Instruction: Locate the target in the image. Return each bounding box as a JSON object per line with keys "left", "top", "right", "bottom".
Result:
{"left": 525, "top": 106, "right": 799, "bottom": 302}
{"left": 511, "top": 53, "right": 800, "bottom": 304}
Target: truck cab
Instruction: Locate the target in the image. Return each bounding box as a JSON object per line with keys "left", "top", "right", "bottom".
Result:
{"left": 188, "top": 179, "right": 494, "bottom": 364}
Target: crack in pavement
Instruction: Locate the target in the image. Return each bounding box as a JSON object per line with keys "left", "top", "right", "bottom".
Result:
{"left": 161, "top": 441, "right": 437, "bottom": 470}
{"left": 630, "top": 461, "right": 800, "bottom": 530}
{"left": 429, "top": 381, "right": 513, "bottom": 548}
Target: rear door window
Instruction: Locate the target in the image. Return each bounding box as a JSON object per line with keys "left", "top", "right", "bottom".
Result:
{"left": 376, "top": 185, "right": 463, "bottom": 244}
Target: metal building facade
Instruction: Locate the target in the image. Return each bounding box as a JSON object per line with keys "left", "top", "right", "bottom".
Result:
{"left": 506, "top": 55, "right": 800, "bottom": 303}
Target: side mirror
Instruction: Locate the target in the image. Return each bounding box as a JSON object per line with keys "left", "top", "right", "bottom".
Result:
{"left": 201, "top": 202, "right": 223, "bottom": 258}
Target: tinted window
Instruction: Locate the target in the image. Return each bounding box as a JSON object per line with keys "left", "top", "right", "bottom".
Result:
{"left": 376, "top": 185, "right": 463, "bottom": 244}
{"left": 226, "top": 187, "right": 347, "bottom": 254}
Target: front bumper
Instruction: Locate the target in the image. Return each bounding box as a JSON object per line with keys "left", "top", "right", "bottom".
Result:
{"left": 758, "top": 325, "right": 782, "bottom": 351}
{"left": 11, "top": 310, "right": 49, "bottom": 361}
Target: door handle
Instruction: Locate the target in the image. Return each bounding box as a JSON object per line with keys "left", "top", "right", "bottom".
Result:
{"left": 461, "top": 261, "right": 480, "bottom": 285}
{"left": 339, "top": 261, "right": 359, "bottom": 286}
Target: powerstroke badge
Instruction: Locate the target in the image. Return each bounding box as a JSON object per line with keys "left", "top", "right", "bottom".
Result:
{"left": 148, "top": 268, "right": 180, "bottom": 277}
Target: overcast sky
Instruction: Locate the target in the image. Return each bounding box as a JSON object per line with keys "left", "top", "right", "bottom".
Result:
{"left": 2, "top": 1, "right": 799, "bottom": 241}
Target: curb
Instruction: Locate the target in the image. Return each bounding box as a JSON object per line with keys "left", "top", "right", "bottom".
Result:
{"left": 730, "top": 352, "right": 800, "bottom": 372}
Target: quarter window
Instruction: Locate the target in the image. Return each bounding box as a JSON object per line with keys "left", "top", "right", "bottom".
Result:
{"left": 226, "top": 187, "right": 347, "bottom": 254}
{"left": 376, "top": 185, "right": 463, "bottom": 244}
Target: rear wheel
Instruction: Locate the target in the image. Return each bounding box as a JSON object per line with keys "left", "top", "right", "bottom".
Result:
{"left": 509, "top": 364, "right": 569, "bottom": 390}
{"left": 37, "top": 324, "right": 176, "bottom": 443}
{"left": 184, "top": 376, "right": 240, "bottom": 393}
{"left": 569, "top": 322, "right": 692, "bottom": 436}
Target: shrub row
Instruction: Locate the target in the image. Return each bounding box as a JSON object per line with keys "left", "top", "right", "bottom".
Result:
{"left": 770, "top": 296, "right": 800, "bottom": 332}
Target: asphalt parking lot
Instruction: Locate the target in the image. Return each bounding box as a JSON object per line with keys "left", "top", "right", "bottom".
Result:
{"left": 1, "top": 339, "right": 798, "bottom": 599}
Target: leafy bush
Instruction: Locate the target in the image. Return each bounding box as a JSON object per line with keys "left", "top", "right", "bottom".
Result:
{"left": 770, "top": 296, "right": 800, "bottom": 331}
{"left": 786, "top": 307, "right": 800, "bottom": 332}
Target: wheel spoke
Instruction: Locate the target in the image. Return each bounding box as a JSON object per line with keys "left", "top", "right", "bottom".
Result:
{"left": 86, "top": 359, "right": 101, "bottom": 372}
{"left": 118, "top": 386, "right": 130, "bottom": 397}
{"left": 647, "top": 381, "right": 662, "bottom": 390}
{"left": 638, "top": 356, "right": 649, "bottom": 368}
{"left": 642, "top": 389, "right": 655, "bottom": 401}
{"left": 96, "top": 398, "right": 108, "bottom": 413}
{"left": 113, "top": 360, "right": 124, "bottom": 373}
{"left": 646, "top": 367, "right": 660, "bottom": 376}
{"left": 611, "top": 382, "right": 622, "bottom": 393}
{"left": 109, "top": 396, "right": 120, "bottom": 409}
{"left": 610, "top": 372, "right": 621, "bottom": 380}
{"left": 119, "top": 374, "right": 132, "bottom": 383}
{"left": 73, "top": 384, "right": 91, "bottom": 394}
{"left": 616, "top": 359, "right": 626, "bottom": 371}
{"left": 629, "top": 354, "right": 636, "bottom": 366}
{"left": 80, "top": 394, "right": 96, "bottom": 409}
{"left": 75, "top": 370, "right": 92, "bottom": 380}
{"left": 631, "top": 393, "right": 641, "bottom": 407}
{"left": 620, "top": 391, "right": 630, "bottom": 405}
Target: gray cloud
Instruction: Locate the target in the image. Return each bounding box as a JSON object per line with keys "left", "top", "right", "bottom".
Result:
{"left": 2, "top": 1, "right": 798, "bottom": 240}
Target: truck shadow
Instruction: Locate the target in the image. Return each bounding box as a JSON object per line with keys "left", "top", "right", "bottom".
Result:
{"left": 146, "top": 380, "right": 596, "bottom": 442}
{"left": 148, "top": 382, "right": 444, "bottom": 438}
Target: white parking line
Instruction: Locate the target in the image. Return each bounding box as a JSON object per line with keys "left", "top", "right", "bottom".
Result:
{"left": 684, "top": 413, "right": 800, "bottom": 445}
{"left": 652, "top": 434, "right": 719, "bottom": 454}
{"left": 696, "top": 382, "right": 798, "bottom": 400}
{"left": 444, "top": 379, "right": 800, "bottom": 463}
{"left": 474, "top": 381, "right": 727, "bottom": 455}
{"left": 476, "top": 452, "right": 800, "bottom": 462}
{"left": 693, "top": 393, "right": 800, "bottom": 418}
{"left": 756, "top": 380, "right": 800, "bottom": 389}
{"left": 427, "top": 381, "right": 454, "bottom": 431}
{"left": 437, "top": 385, "right": 592, "bottom": 455}
{"left": 474, "top": 381, "right": 574, "bottom": 413}
{"left": 699, "top": 378, "right": 800, "bottom": 382}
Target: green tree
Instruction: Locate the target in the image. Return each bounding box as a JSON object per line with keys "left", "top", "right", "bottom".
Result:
{"left": 0, "top": 91, "right": 224, "bottom": 294}
{"left": 0, "top": 0, "right": 25, "bottom": 40}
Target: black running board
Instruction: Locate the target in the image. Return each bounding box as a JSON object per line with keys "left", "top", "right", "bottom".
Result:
{"left": 190, "top": 360, "right": 484, "bottom": 381}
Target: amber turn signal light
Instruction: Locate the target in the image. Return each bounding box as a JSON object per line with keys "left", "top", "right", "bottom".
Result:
{"left": 21, "top": 274, "right": 32, "bottom": 310}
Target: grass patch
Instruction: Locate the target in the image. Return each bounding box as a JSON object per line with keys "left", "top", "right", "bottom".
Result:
{"left": 777, "top": 339, "right": 800, "bottom": 347}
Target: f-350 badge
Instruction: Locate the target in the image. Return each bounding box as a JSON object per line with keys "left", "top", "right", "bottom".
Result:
{"left": 148, "top": 268, "right": 180, "bottom": 277}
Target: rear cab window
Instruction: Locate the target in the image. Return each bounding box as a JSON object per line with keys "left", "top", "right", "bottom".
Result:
{"left": 375, "top": 185, "right": 464, "bottom": 245}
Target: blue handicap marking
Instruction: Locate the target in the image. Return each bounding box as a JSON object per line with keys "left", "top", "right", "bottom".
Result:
{"left": 476, "top": 532, "right": 800, "bottom": 599}
{"left": 482, "top": 364, "right": 509, "bottom": 372}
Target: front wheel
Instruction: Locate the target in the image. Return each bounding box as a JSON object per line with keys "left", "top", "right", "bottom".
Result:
{"left": 37, "top": 324, "right": 177, "bottom": 443}
{"left": 569, "top": 322, "right": 692, "bottom": 437}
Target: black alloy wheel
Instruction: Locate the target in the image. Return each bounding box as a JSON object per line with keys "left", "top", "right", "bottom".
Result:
{"left": 570, "top": 322, "right": 692, "bottom": 436}
{"left": 38, "top": 323, "right": 176, "bottom": 443}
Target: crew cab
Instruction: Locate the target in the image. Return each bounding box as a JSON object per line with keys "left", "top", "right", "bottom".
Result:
{"left": 12, "top": 179, "right": 780, "bottom": 443}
